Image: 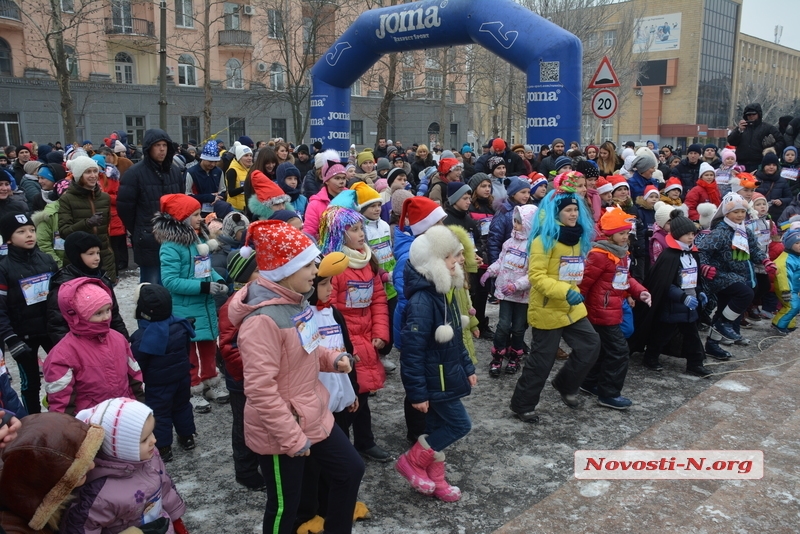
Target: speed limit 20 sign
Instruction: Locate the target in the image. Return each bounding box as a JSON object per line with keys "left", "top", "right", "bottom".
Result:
{"left": 591, "top": 89, "right": 618, "bottom": 120}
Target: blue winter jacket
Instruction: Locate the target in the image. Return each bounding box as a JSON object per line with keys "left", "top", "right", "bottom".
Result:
{"left": 391, "top": 227, "right": 415, "bottom": 350}
{"left": 188, "top": 164, "right": 224, "bottom": 204}
{"left": 130, "top": 317, "right": 195, "bottom": 386}
{"left": 487, "top": 199, "right": 519, "bottom": 265}
{"left": 400, "top": 262, "right": 475, "bottom": 404}
{"left": 698, "top": 222, "right": 766, "bottom": 293}
{"left": 628, "top": 171, "right": 658, "bottom": 201}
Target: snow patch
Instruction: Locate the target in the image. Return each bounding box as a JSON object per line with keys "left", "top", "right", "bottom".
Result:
{"left": 714, "top": 380, "right": 751, "bottom": 392}
{"left": 579, "top": 480, "right": 611, "bottom": 497}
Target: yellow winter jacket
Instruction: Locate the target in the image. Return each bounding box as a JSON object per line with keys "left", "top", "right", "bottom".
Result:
{"left": 227, "top": 158, "right": 250, "bottom": 211}
{"left": 772, "top": 252, "right": 797, "bottom": 328}
{"left": 527, "top": 237, "right": 587, "bottom": 329}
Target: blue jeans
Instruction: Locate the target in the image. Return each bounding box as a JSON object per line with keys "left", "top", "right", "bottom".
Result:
{"left": 425, "top": 398, "right": 472, "bottom": 452}
{"left": 493, "top": 300, "right": 528, "bottom": 351}
{"left": 139, "top": 265, "right": 162, "bottom": 285}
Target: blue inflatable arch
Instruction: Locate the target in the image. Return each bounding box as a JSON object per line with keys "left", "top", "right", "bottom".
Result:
{"left": 310, "top": 0, "right": 582, "bottom": 156}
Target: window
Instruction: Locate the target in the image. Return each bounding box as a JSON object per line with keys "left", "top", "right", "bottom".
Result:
{"left": 268, "top": 9, "right": 284, "bottom": 39}
{"left": 302, "top": 16, "right": 314, "bottom": 54}
{"left": 271, "top": 118, "right": 287, "bottom": 140}
{"left": 450, "top": 123, "right": 458, "bottom": 149}
{"left": 228, "top": 117, "right": 245, "bottom": 146}
{"left": 126, "top": 115, "right": 146, "bottom": 146}
{"left": 401, "top": 71, "right": 414, "bottom": 93}
{"left": 175, "top": 0, "right": 193, "bottom": 27}
{"left": 0, "top": 38, "right": 11, "bottom": 76}
{"left": 603, "top": 30, "right": 617, "bottom": 48}
{"left": 61, "top": 0, "right": 74, "bottom": 13}
{"left": 223, "top": 2, "right": 239, "bottom": 31}
{"left": 178, "top": 54, "right": 196, "bottom": 86}
{"left": 269, "top": 63, "right": 285, "bottom": 91}
{"left": 448, "top": 81, "right": 455, "bottom": 102}
{"left": 350, "top": 120, "right": 363, "bottom": 146}
{"left": 402, "top": 51, "right": 414, "bottom": 68}
{"left": 226, "top": 58, "right": 243, "bottom": 89}
{"left": 425, "top": 49, "right": 440, "bottom": 69}
{"left": 74, "top": 114, "right": 85, "bottom": 144}
{"left": 586, "top": 32, "right": 598, "bottom": 50}
{"left": 425, "top": 72, "right": 442, "bottom": 99}
{"left": 351, "top": 79, "right": 361, "bottom": 97}
{"left": 0, "top": 113, "right": 20, "bottom": 147}
{"left": 65, "top": 45, "right": 78, "bottom": 79}
{"left": 111, "top": 0, "right": 132, "bottom": 33}
{"left": 115, "top": 52, "right": 135, "bottom": 84}
{"left": 181, "top": 116, "right": 200, "bottom": 144}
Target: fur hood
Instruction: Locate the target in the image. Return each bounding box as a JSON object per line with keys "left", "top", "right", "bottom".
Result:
{"left": 409, "top": 225, "right": 464, "bottom": 294}
{"left": 152, "top": 211, "right": 218, "bottom": 255}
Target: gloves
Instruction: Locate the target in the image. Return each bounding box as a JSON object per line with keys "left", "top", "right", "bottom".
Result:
{"left": 762, "top": 134, "right": 776, "bottom": 148}
{"left": 566, "top": 289, "right": 584, "bottom": 305}
{"left": 480, "top": 272, "right": 492, "bottom": 286}
{"left": 172, "top": 519, "right": 189, "bottom": 534}
{"left": 762, "top": 259, "right": 777, "bottom": 277}
{"left": 6, "top": 337, "right": 30, "bottom": 361}
{"left": 378, "top": 270, "right": 390, "bottom": 284}
{"left": 137, "top": 518, "right": 171, "bottom": 534}
{"left": 501, "top": 283, "right": 516, "bottom": 296}
{"left": 85, "top": 212, "right": 105, "bottom": 227}
{"left": 209, "top": 282, "right": 228, "bottom": 296}
{"left": 700, "top": 264, "right": 717, "bottom": 280}
{"left": 782, "top": 291, "right": 792, "bottom": 302}
{"left": 698, "top": 292, "right": 708, "bottom": 307}
{"left": 683, "top": 295, "right": 698, "bottom": 310}
{"left": 639, "top": 291, "right": 652, "bottom": 307}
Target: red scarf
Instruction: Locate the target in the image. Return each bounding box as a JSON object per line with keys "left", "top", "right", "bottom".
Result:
{"left": 696, "top": 179, "right": 721, "bottom": 206}
{"left": 315, "top": 299, "right": 332, "bottom": 310}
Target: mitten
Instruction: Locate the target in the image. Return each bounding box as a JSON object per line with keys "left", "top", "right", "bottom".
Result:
{"left": 479, "top": 271, "right": 492, "bottom": 286}
{"left": 700, "top": 264, "right": 716, "bottom": 280}
{"left": 209, "top": 282, "right": 228, "bottom": 296}
{"left": 378, "top": 269, "right": 390, "bottom": 284}
{"left": 86, "top": 212, "right": 105, "bottom": 227}
{"left": 762, "top": 259, "right": 777, "bottom": 277}
{"left": 698, "top": 292, "right": 708, "bottom": 307}
{"left": 501, "top": 283, "right": 516, "bottom": 296}
{"left": 683, "top": 295, "right": 698, "bottom": 310}
{"left": 566, "top": 289, "right": 584, "bottom": 305}
{"left": 6, "top": 336, "right": 30, "bottom": 362}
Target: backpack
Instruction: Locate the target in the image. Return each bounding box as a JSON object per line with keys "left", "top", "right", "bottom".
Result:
{"left": 423, "top": 180, "right": 447, "bottom": 201}
{"left": 220, "top": 151, "right": 236, "bottom": 173}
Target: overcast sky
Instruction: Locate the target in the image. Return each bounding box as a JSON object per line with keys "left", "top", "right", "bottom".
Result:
{"left": 740, "top": 0, "right": 799, "bottom": 51}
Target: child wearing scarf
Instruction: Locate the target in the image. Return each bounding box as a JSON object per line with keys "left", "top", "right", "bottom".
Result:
{"left": 685, "top": 162, "right": 722, "bottom": 221}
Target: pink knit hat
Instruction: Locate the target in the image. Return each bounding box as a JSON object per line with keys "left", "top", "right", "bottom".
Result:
{"left": 74, "top": 281, "right": 112, "bottom": 320}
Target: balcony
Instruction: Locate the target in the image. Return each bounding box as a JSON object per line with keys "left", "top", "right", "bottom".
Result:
{"left": 219, "top": 29, "right": 252, "bottom": 47}
{"left": 104, "top": 18, "right": 155, "bottom": 39}
{"left": 0, "top": 0, "right": 22, "bottom": 27}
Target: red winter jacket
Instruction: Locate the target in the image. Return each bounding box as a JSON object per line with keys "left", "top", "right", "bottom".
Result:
{"left": 218, "top": 298, "right": 243, "bottom": 383}
{"left": 579, "top": 246, "right": 647, "bottom": 326}
{"left": 100, "top": 175, "right": 126, "bottom": 237}
{"left": 684, "top": 184, "right": 715, "bottom": 221}
{"left": 331, "top": 257, "right": 389, "bottom": 394}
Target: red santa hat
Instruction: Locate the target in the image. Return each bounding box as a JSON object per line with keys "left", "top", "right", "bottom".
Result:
{"left": 643, "top": 184, "right": 659, "bottom": 199}
{"left": 595, "top": 176, "right": 613, "bottom": 195}
{"left": 239, "top": 220, "right": 320, "bottom": 282}
{"left": 607, "top": 175, "right": 629, "bottom": 191}
{"left": 399, "top": 196, "right": 446, "bottom": 236}
{"left": 663, "top": 177, "right": 683, "bottom": 194}
{"left": 251, "top": 170, "right": 291, "bottom": 206}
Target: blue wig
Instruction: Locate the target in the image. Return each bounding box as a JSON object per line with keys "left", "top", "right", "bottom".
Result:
{"left": 528, "top": 189, "right": 595, "bottom": 255}
{"left": 318, "top": 206, "right": 364, "bottom": 255}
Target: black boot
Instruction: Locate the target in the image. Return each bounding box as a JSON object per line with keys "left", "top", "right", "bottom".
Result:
{"left": 686, "top": 365, "right": 713, "bottom": 378}
{"left": 704, "top": 339, "right": 732, "bottom": 361}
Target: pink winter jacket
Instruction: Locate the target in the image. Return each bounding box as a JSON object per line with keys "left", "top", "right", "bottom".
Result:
{"left": 43, "top": 278, "right": 143, "bottom": 415}
{"left": 227, "top": 276, "right": 348, "bottom": 456}
{"left": 303, "top": 187, "right": 332, "bottom": 239}
{"left": 60, "top": 451, "right": 185, "bottom": 534}
{"left": 484, "top": 204, "right": 536, "bottom": 304}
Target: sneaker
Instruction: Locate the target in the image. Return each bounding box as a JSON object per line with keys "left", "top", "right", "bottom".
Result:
{"left": 760, "top": 310, "right": 775, "bottom": 320}
{"left": 704, "top": 340, "right": 732, "bottom": 361}
{"left": 513, "top": 410, "right": 539, "bottom": 423}
{"left": 177, "top": 434, "right": 196, "bottom": 450}
{"left": 686, "top": 366, "right": 713, "bottom": 378}
{"left": 597, "top": 396, "right": 632, "bottom": 410}
{"left": 382, "top": 359, "right": 397, "bottom": 373}
{"left": 203, "top": 378, "right": 230, "bottom": 404}
{"left": 190, "top": 394, "right": 211, "bottom": 414}
{"left": 552, "top": 382, "right": 580, "bottom": 408}
{"left": 359, "top": 444, "right": 392, "bottom": 462}
{"left": 487, "top": 296, "right": 499, "bottom": 305}
{"left": 579, "top": 384, "right": 598, "bottom": 396}
{"left": 712, "top": 318, "right": 741, "bottom": 344}
{"left": 772, "top": 324, "right": 791, "bottom": 336}
{"left": 158, "top": 446, "right": 173, "bottom": 462}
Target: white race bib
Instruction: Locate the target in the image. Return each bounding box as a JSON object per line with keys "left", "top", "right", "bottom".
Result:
{"left": 502, "top": 248, "right": 527, "bottom": 271}
{"left": 680, "top": 266, "right": 697, "bottom": 289}
{"left": 345, "top": 280, "right": 373, "bottom": 309}
{"left": 292, "top": 307, "right": 321, "bottom": 354}
{"left": 479, "top": 218, "right": 492, "bottom": 236}
{"left": 194, "top": 254, "right": 211, "bottom": 279}
{"left": 612, "top": 266, "right": 629, "bottom": 290}
{"left": 53, "top": 231, "right": 65, "bottom": 251}
{"left": 781, "top": 167, "right": 798, "bottom": 181}
{"left": 370, "top": 239, "right": 394, "bottom": 267}
{"left": 558, "top": 256, "right": 585, "bottom": 283}
{"left": 19, "top": 273, "right": 52, "bottom": 306}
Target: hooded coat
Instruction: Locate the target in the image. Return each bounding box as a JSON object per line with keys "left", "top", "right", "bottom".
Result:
{"left": 60, "top": 452, "right": 186, "bottom": 534}
{"left": 579, "top": 240, "right": 646, "bottom": 326}
{"left": 485, "top": 205, "right": 537, "bottom": 303}
{"left": 152, "top": 212, "right": 224, "bottom": 341}
{"left": 117, "top": 129, "right": 183, "bottom": 267}
{"left": 755, "top": 169, "right": 793, "bottom": 220}
{"left": 42, "top": 278, "right": 144, "bottom": 415}
{"left": 276, "top": 162, "right": 308, "bottom": 216}
{"left": 58, "top": 181, "right": 115, "bottom": 281}
{"left": 727, "top": 103, "right": 785, "bottom": 169}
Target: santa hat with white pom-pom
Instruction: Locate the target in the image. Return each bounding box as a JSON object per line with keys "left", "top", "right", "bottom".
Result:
{"left": 239, "top": 220, "right": 320, "bottom": 282}
{"left": 408, "top": 225, "right": 467, "bottom": 343}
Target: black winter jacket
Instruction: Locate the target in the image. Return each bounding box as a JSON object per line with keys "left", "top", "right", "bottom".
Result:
{"left": 0, "top": 193, "right": 29, "bottom": 216}
{"left": 670, "top": 158, "right": 701, "bottom": 196}
{"left": 117, "top": 129, "right": 183, "bottom": 267}
{"left": 301, "top": 168, "right": 322, "bottom": 199}
{"left": 46, "top": 264, "right": 128, "bottom": 344}
{"left": 0, "top": 245, "right": 58, "bottom": 343}
{"left": 131, "top": 317, "right": 195, "bottom": 386}
{"left": 727, "top": 103, "right": 785, "bottom": 170}
{"left": 474, "top": 149, "right": 527, "bottom": 177}
{"left": 755, "top": 170, "right": 793, "bottom": 221}
{"left": 443, "top": 206, "right": 483, "bottom": 261}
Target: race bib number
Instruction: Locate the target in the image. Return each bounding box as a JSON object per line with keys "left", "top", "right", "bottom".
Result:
{"left": 19, "top": 273, "right": 52, "bottom": 306}
{"left": 53, "top": 231, "right": 65, "bottom": 251}
{"left": 479, "top": 218, "right": 493, "bottom": 236}
{"left": 502, "top": 248, "right": 527, "bottom": 271}
{"left": 346, "top": 280, "right": 373, "bottom": 309}
{"left": 781, "top": 167, "right": 798, "bottom": 181}
{"left": 292, "top": 307, "right": 321, "bottom": 354}
{"left": 194, "top": 254, "right": 211, "bottom": 279}
{"left": 371, "top": 239, "right": 394, "bottom": 267}
{"left": 140, "top": 487, "right": 164, "bottom": 526}
{"left": 757, "top": 228, "right": 771, "bottom": 247}
{"left": 680, "top": 266, "right": 698, "bottom": 289}
{"left": 0, "top": 244, "right": 7, "bottom": 256}
{"left": 558, "top": 256, "right": 585, "bottom": 283}
{"left": 612, "top": 266, "right": 629, "bottom": 290}
{"left": 318, "top": 323, "right": 346, "bottom": 353}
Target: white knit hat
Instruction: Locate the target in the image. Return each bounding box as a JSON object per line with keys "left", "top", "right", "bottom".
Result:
{"left": 76, "top": 398, "right": 153, "bottom": 462}
{"left": 66, "top": 155, "right": 99, "bottom": 181}
{"left": 698, "top": 162, "right": 715, "bottom": 177}
{"left": 232, "top": 141, "right": 252, "bottom": 161}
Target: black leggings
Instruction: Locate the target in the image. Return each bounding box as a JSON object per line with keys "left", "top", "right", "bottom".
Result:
{"left": 15, "top": 335, "right": 54, "bottom": 415}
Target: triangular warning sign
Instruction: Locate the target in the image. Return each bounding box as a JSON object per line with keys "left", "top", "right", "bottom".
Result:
{"left": 588, "top": 56, "right": 620, "bottom": 89}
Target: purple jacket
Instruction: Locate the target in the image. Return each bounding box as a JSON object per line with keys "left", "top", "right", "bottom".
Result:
{"left": 60, "top": 451, "right": 185, "bottom": 534}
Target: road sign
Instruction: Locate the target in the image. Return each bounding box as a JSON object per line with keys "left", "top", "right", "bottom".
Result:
{"left": 591, "top": 89, "right": 618, "bottom": 119}
{"left": 588, "top": 56, "right": 620, "bottom": 89}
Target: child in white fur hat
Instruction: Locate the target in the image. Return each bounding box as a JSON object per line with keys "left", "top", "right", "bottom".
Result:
{"left": 65, "top": 398, "right": 189, "bottom": 534}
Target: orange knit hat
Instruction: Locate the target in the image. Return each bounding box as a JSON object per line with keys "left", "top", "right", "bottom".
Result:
{"left": 599, "top": 205, "right": 634, "bottom": 235}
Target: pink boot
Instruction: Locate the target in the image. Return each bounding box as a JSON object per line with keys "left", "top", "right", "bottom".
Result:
{"left": 395, "top": 435, "right": 436, "bottom": 495}
{"left": 427, "top": 451, "right": 461, "bottom": 502}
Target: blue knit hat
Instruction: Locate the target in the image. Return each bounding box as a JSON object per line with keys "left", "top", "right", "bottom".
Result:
{"left": 782, "top": 229, "right": 800, "bottom": 251}
{"left": 461, "top": 144, "right": 473, "bottom": 155}
{"left": 554, "top": 155, "right": 573, "bottom": 172}
{"left": 505, "top": 177, "right": 529, "bottom": 199}
{"left": 200, "top": 140, "right": 220, "bottom": 162}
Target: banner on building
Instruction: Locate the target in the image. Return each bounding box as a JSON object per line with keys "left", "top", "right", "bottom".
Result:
{"left": 633, "top": 13, "right": 681, "bottom": 53}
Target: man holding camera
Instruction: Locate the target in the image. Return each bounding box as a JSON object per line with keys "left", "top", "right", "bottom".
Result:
{"left": 727, "top": 103, "right": 785, "bottom": 172}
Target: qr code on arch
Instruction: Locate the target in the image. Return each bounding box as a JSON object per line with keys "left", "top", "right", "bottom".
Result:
{"left": 540, "top": 61, "right": 560, "bottom": 83}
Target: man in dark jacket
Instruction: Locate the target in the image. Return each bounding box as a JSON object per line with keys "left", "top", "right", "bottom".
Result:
{"left": 474, "top": 138, "right": 526, "bottom": 177}
{"left": 293, "top": 144, "right": 314, "bottom": 177}
{"left": 727, "top": 103, "right": 785, "bottom": 172}
{"left": 537, "top": 138, "right": 566, "bottom": 178}
{"left": 670, "top": 143, "right": 703, "bottom": 196}
{"left": 117, "top": 129, "right": 183, "bottom": 284}
{"left": 11, "top": 145, "right": 31, "bottom": 183}
{"left": 783, "top": 116, "right": 800, "bottom": 150}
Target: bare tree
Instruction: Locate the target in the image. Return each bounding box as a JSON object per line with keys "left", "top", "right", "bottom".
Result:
{"left": 735, "top": 69, "right": 797, "bottom": 126}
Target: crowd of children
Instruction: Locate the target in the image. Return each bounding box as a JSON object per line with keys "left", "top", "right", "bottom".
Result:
{"left": 1, "top": 136, "right": 800, "bottom": 534}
